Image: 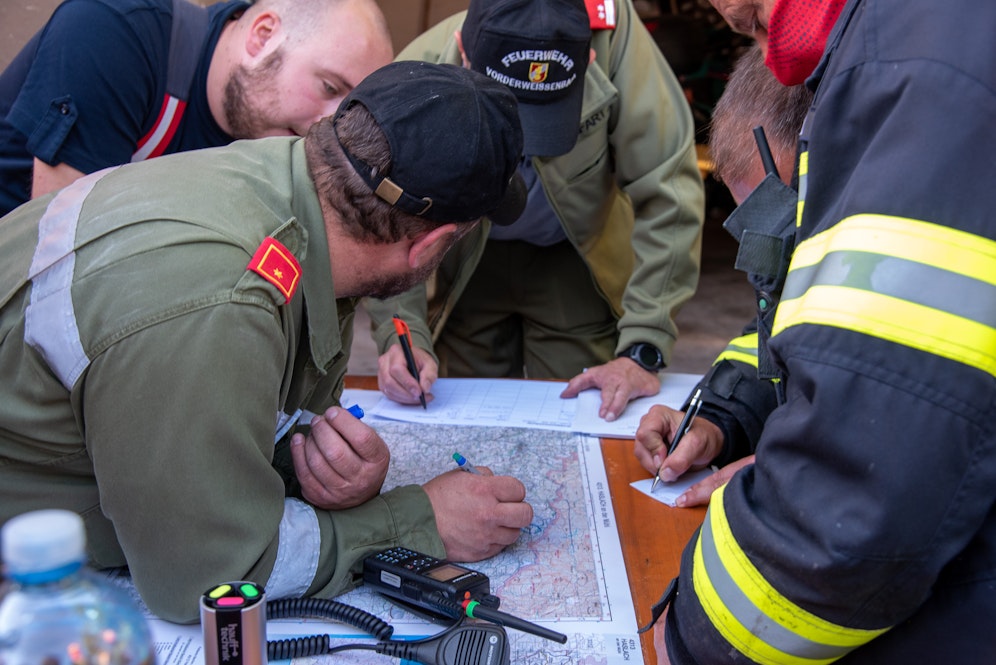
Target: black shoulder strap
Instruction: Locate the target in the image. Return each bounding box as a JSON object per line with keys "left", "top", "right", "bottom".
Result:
{"left": 166, "top": 0, "right": 210, "bottom": 101}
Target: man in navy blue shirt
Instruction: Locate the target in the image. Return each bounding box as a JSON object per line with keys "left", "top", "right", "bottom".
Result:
{"left": 0, "top": 0, "right": 393, "bottom": 216}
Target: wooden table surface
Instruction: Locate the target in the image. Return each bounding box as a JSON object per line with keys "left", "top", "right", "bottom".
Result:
{"left": 345, "top": 376, "right": 707, "bottom": 663}
{"left": 600, "top": 437, "right": 707, "bottom": 662}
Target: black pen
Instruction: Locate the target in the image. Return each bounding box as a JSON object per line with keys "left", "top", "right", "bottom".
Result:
{"left": 651, "top": 388, "right": 703, "bottom": 493}
{"left": 392, "top": 315, "right": 427, "bottom": 409}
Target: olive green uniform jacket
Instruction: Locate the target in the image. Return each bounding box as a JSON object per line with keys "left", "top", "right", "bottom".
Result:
{"left": 366, "top": 0, "right": 704, "bottom": 365}
{"left": 0, "top": 138, "right": 444, "bottom": 623}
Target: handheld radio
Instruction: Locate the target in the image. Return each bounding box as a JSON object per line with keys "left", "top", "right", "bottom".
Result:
{"left": 363, "top": 547, "right": 497, "bottom": 612}
{"left": 363, "top": 547, "right": 567, "bottom": 644}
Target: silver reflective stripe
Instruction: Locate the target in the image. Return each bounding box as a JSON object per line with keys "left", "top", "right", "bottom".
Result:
{"left": 265, "top": 498, "right": 320, "bottom": 599}
{"left": 275, "top": 409, "right": 321, "bottom": 444}
{"left": 781, "top": 251, "right": 996, "bottom": 327}
{"left": 698, "top": 514, "right": 854, "bottom": 661}
{"left": 275, "top": 409, "right": 303, "bottom": 444}
{"left": 25, "top": 168, "right": 115, "bottom": 390}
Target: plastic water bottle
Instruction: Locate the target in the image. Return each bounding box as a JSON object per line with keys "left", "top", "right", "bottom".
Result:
{"left": 0, "top": 509, "right": 155, "bottom": 665}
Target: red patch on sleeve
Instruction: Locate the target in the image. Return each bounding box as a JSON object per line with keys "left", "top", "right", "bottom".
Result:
{"left": 247, "top": 237, "right": 301, "bottom": 303}
{"left": 585, "top": 0, "right": 616, "bottom": 29}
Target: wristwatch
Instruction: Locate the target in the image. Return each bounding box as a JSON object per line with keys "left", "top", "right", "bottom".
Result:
{"left": 618, "top": 343, "right": 665, "bottom": 372}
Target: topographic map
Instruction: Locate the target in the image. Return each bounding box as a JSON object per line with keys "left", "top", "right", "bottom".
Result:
{"left": 144, "top": 417, "right": 641, "bottom": 664}
{"left": 368, "top": 422, "right": 615, "bottom": 622}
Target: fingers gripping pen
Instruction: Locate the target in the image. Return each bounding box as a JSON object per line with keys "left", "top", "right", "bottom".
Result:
{"left": 393, "top": 315, "right": 427, "bottom": 409}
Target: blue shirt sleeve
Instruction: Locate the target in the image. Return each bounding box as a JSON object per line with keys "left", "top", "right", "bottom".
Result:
{"left": 6, "top": 0, "right": 170, "bottom": 174}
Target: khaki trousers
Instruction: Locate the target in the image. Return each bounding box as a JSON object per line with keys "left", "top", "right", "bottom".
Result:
{"left": 437, "top": 239, "right": 618, "bottom": 380}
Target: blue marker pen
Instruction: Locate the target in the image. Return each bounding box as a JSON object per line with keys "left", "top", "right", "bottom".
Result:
{"left": 452, "top": 452, "right": 483, "bottom": 475}
{"left": 346, "top": 404, "right": 365, "bottom": 419}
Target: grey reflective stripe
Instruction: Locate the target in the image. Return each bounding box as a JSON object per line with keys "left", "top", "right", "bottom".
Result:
{"left": 265, "top": 498, "right": 321, "bottom": 599}
{"left": 25, "top": 168, "right": 115, "bottom": 390}
{"left": 781, "top": 250, "right": 996, "bottom": 327}
{"left": 698, "top": 517, "right": 856, "bottom": 661}
{"left": 275, "top": 409, "right": 303, "bottom": 444}
{"left": 726, "top": 343, "right": 757, "bottom": 356}
{"left": 725, "top": 340, "right": 758, "bottom": 357}
{"left": 275, "top": 409, "right": 321, "bottom": 444}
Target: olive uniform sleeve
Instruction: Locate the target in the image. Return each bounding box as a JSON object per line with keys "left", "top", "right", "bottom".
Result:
{"left": 83, "top": 301, "right": 442, "bottom": 623}
{"left": 593, "top": 0, "right": 704, "bottom": 360}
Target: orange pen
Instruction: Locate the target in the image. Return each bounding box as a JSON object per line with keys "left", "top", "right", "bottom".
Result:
{"left": 392, "top": 315, "right": 427, "bottom": 409}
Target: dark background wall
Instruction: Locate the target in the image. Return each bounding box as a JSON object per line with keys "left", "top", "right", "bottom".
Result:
{"left": 0, "top": 0, "right": 475, "bottom": 68}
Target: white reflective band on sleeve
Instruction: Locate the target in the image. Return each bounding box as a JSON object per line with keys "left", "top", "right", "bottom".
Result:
{"left": 275, "top": 409, "right": 303, "bottom": 444}
{"left": 132, "top": 95, "right": 182, "bottom": 162}
{"left": 25, "top": 168, "right": 116, "bottom": 390}
{"left": 265, "top": 498, "right": 321, "bottom": 599}
{"left": 275, "top": 409, "right": 321, "bottom": 445}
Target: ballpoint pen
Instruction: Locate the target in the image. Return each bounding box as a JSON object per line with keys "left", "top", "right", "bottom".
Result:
{"left": 392, "top": 315, "right": 427, "bottom": 409}
{"left": 651, "top": 388, "right": 703, "bottom": 493}
{"left": 452, "top": 452, "right": 483, "bottom": 475}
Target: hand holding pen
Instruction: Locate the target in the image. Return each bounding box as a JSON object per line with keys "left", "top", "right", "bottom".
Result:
{"left": 392, "top": 315, "right": 427, "bottom": 409}
{"left": 651, "top": 388, "right": 703, "bottom": 492}
{"left": 452, "top": 451, "right": 483, "bottom": 475}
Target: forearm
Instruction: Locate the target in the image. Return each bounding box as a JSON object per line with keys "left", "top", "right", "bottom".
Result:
{"left": 307, "top": 485, "right": 445, "bottom": 600}
{"left": 604, "top": 2, "right": 704, "bottom": 360}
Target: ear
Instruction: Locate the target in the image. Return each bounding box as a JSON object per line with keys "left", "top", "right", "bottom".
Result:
{"left": 454, "top": 30, "right": 471, "bottom": 68}
{"left": 245, "top": 10, "right": 281, "bottom": 58}
{"left": 407, "top": 223, "right": 463, "bottom": 269}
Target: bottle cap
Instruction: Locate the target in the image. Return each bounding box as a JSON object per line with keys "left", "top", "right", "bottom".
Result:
{"left": 2, "top": 509, "right": 86, "bottom": 576}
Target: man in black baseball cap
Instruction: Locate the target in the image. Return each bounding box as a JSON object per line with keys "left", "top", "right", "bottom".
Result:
{"left": 332, "top": 61, "right": 527, "bottom": 226}
{"left": 370, "top": 0, "right": 704, "bottom": 429}
{"left": 0, "top": 59, "right": 535, "bottom": 622}
{"left": 460, "top": 0, "right": 592, "bottom": 157}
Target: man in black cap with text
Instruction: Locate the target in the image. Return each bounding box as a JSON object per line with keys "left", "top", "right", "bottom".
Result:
{"left": 0, "top": 61, "right": 532, "bottom": 623}
{"left": 369, "top": 0, "right": 705, "bottom": 424}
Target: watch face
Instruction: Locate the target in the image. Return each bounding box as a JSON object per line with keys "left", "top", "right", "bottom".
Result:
{"left": 637, "top": 344, "right": 660, "bottom": 368}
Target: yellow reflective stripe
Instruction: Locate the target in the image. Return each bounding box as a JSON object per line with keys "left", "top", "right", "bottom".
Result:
{"left": 715, "top": 333, "right": 759, "bottom": 367}
{"left": 692, "top": 485, "right": 889, "bottom": 665}
{"left": 775, "top": 288, "right": 996, "bottom": 375}
{"left": 774, "top": 215, "right": 996, "bottom": 377}
{"left": 789, "top": 214, "right": 995, "bottom": 285}
{"left": 796, "top": 151, "right": 808, "bottom": 227}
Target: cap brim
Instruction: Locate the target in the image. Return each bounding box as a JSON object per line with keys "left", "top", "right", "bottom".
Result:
{"left": 487, "top": 170, "right": 527, "bottom": 226}
{"left": 517, "top": 90, "right": 584, "bottom": 157}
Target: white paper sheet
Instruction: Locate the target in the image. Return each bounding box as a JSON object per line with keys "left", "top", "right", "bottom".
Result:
{"left": 630, "top": 467, "right": 717, "bottom": 507}
{"left": 363, "top": 374, "right": 702, "bottom": 438}
{"left": 367, "top": 378, "right": 576, "bottom": 429}
{"left": 572, "top": 372, "right": 702, "bottom": 438}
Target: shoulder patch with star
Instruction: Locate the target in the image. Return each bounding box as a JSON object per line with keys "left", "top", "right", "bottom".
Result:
{"left": 247, "top": 237, "right": 301, "bottom": 303}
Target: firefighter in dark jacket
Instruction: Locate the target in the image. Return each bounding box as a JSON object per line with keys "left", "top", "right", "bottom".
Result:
{"left": 635, "top": 0, "right": 996, "bottom": 662}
